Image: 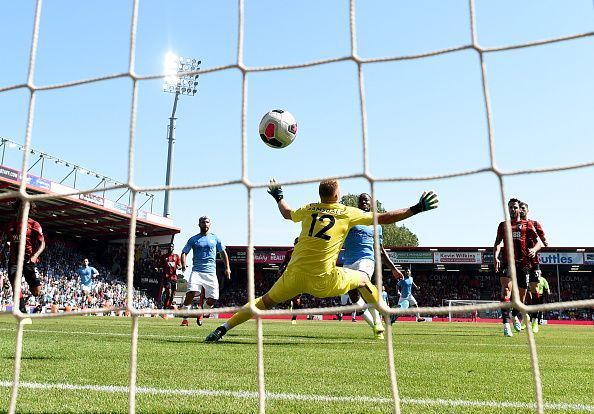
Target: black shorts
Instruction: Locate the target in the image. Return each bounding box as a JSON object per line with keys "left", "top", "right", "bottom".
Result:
{"left": 529, "top": 265, "right": 541, "bottom": 284}
{"left": 8, "top": 263, "right": 42, "bottom": 290}
{"left": 500, "top": 263, "right": 530, "bottom": 289}
{"left": 164, "top": 280, "right": 177, "bottom": 291}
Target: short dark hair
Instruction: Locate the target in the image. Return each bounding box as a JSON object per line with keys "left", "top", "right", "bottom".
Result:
{"left": 508, "top": 198, "right": 521, "bottom": 206}
{"left": 358, "top": 193, "right": 371, "bottom": 201}
{"left": 519, "top": 201, "right": 528, "bottom": 208}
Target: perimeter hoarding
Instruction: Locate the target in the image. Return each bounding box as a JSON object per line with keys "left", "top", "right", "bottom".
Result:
{"left": 387, "top": 251, "right": 433, "bottom": 264}
{"left": 538, "top": 252, "right": 583, "bottom": 265}
{"left": 434, "top": 251, "right": 482, "bottom": 264}
{"left": 480, "top": 251, "right": 585, "bottom": 265}
{"left": 228, "top": 250, "right": 289, "bottom": 264}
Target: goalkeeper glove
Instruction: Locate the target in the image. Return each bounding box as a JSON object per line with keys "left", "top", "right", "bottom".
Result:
{"left": 267, "top": 179, "right": 284, "bottom": 202}
{"left": 410, "top": 191, "right": 438, "bottom": 215}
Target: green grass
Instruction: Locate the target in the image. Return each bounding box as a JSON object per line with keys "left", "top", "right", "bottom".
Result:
{"left": 0, "top": 315, "right": 592, "bottom": 413}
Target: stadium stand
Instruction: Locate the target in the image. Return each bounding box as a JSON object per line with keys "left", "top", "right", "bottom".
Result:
{"left": 1, "top": 239, "right": 159, "bottom": 313}
{"left": 215, "top": 246, "right": 594, "bottom": 322}
{"left": 0, "top": 163, "right": 180, "bottom": 314}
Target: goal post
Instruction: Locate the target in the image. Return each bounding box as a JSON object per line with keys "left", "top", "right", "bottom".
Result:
{"left": 443, "top": 299, "right": 501, "bottom": 322}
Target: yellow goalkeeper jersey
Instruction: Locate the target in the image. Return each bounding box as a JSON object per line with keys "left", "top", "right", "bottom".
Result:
{"left": 288, "top": 202, "right": 373, "bottom": 277}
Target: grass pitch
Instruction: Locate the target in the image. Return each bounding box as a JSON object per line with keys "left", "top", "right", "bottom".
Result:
{"left": 0, "top": 315, "right": 592, "bottom": 413}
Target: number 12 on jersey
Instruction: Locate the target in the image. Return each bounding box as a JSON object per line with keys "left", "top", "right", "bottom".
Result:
{"left": 307, "top": 213, "right": 335, "bottom": 240}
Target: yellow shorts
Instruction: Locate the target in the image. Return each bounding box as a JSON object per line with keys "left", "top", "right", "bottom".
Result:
{"left": 267, "top": 265, "right": 363, "bottom": 304}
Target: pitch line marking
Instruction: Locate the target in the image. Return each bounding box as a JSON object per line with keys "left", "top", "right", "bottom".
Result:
{"left": 0, "top": 381, "right": 592, "bottom": 412}
{"left": 0, "top": 327, "right": 590, "bottom": 349}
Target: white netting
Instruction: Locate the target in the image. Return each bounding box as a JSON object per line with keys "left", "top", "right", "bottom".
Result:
{"left": 443, "top": 299, "right": 501, "bottom": 320}
{"left": 1, "top": 1, "right": 593, "bottom": 413}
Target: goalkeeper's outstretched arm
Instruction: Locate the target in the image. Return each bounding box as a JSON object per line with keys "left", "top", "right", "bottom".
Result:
{"left": 276, "top": 199, "right": 293, "bottom": 220}
{"left": 268, "top": 179, "right": 293, "bottom": 220}
{"left": 377, "top": 191, "right": 439, "bottom": 225}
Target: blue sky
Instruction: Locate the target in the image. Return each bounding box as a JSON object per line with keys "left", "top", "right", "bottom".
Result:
{"left": 0, "top": 0, "right": 593, "bottom": 249}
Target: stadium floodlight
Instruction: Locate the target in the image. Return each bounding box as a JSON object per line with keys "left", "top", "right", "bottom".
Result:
{"left": 162, "top": 51, "right": 201, "bottom": 218}
{"left": 162, "top": 52, "right": 200, "bottom": 97}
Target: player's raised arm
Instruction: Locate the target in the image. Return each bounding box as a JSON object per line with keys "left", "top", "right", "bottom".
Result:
{"left": 377, "top": 191, "right": 438, "bottom": 225}
{"left": 380, "top": 245, "right": 403, "bottom": 280}
{"left": 268, "top": 179, "right": 292, "bottom": 220}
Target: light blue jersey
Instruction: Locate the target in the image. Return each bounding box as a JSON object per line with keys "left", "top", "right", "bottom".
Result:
{"left": 381, "top": 290, "right": 389, "bottom": 305}
{"left": 182, "top": 233, "right": 224, "bottom": 273}
{"left": 342, "top": 224, "right": 383, "bottom": 266}
{"left": 398, "top": 277, "right": 414, "bottom": 299}
{"left": 77, "top": 266, "right": 97, "bottom": 287}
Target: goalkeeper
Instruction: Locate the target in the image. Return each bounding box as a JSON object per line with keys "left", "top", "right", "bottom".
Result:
{"left": 205, "top": 179, "right": 438, "bottom": 342}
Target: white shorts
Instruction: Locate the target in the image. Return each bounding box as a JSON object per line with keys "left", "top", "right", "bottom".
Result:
{"left": 399, "top": 295, "right": 418, "bottom": 306}
{"left": 344, "top": 258, "right": 375, "bottom": 279}
{"left": 81, "top": 284, "right": 91, "bottom": 293}
{"left": 188, "top": 271, "right": 219, "bottom": 300}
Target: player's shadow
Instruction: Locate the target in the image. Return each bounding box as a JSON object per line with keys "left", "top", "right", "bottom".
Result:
{"left": 4, "top": 355, "right": 62, "bottom": 361}
{"left": 395, "top": 331, "right": 492, "bottom": 337}
{"left": 189, "top": 334, "right": 362, "bottom": 346}
{"left": 225, "top": 333, "right": 365, "bottom": 346}
{"left": 141, "top": 337, "right": 201, "bottom": 345}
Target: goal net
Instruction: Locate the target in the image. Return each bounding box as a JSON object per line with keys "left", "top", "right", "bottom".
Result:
{"left": 1, "top": 1, "right": 593, "bottom": 414}
{"left": 443, "top": 299, "right": 501, "bottom": 321}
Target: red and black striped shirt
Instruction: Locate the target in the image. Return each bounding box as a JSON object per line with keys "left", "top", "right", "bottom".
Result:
{"left": 3, "top": 218, "right": 44, "bottom": 265}
{"left": 161, "top": 253, "right": 181, "bottom": 281}
{"left": 496, "top": 219, "right": 539, "bottom": 267}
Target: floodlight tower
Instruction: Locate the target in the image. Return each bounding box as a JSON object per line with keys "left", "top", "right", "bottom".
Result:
{"left": 162, "top": 52, "right": 201, "bottom": 218}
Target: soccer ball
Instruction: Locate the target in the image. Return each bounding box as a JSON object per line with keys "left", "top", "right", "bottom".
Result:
{"left": 258, "top": 109, "right": 297, "bottom": 149}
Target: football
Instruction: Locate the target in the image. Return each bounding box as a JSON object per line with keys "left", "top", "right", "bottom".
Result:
{"left": 258, "top": 109, "right": 298, "bottom": 149}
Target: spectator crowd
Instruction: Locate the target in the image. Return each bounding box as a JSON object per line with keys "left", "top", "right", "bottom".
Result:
{"left": 2, "top": 239, "right": 591, "bottom": 322}
{"left": 1, "top": 239, "right": 157, "bottom": 314}
{"left": 218, "top": 267, "right": 593, "bottom": 321}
